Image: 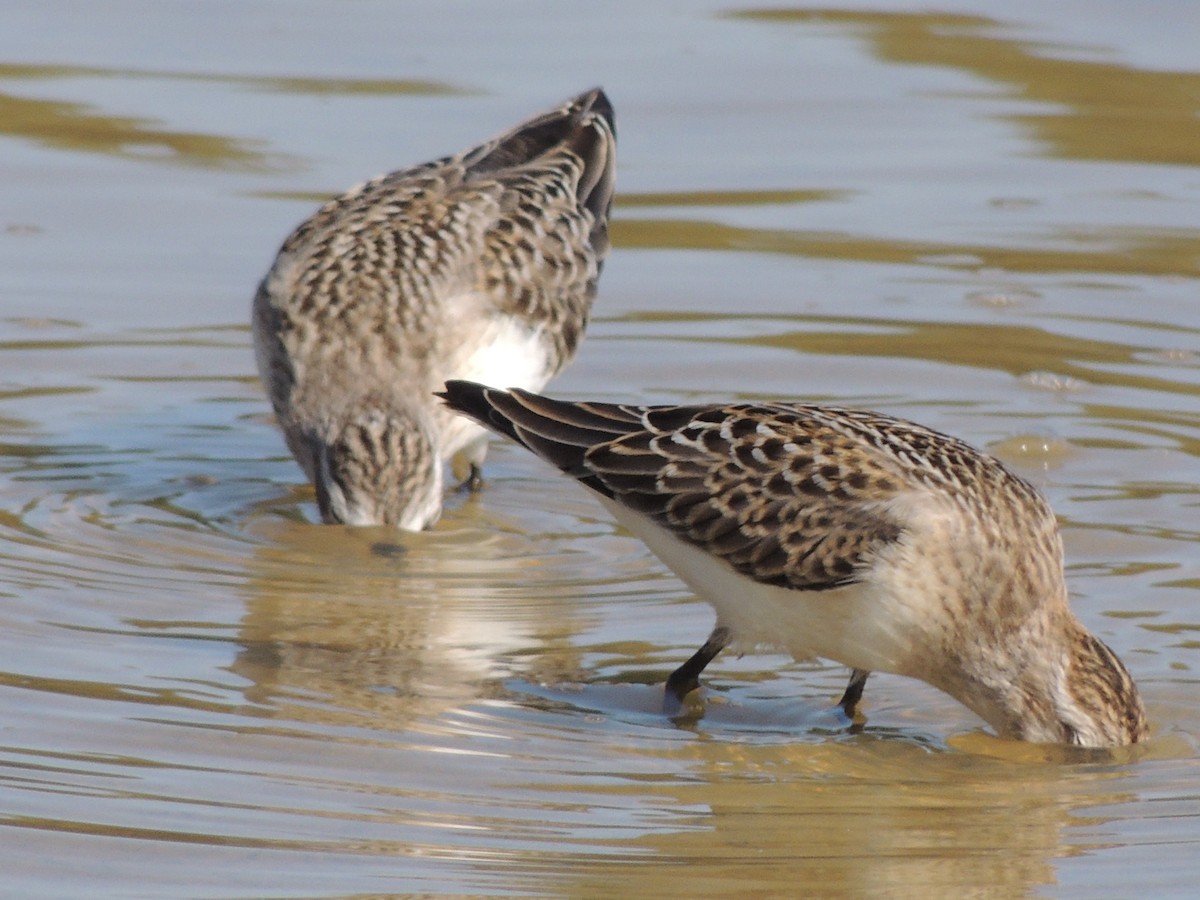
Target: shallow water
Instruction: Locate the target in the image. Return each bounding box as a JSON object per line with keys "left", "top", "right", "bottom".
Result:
{"left": 2, "top": 1, "right": 1199, "bottom": 897}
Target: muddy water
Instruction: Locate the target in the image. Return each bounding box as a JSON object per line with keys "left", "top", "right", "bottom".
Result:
{"left": 1, "top": 2, "right": 1198, "bottom": 897}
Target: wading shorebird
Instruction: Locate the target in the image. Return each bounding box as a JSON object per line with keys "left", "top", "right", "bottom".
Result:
{"left": 253, "top": 89, "right": 616, "bottom": 528}
{"left": 439, "top": 380, "right": 1148, "bottom": 748}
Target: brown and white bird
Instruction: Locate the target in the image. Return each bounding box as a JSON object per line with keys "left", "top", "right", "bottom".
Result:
{"left": 439, "top": 381, "right": 1148, "bottom": 748}
{"left": 253, "top": 89, "right": 616, "bottom": 528}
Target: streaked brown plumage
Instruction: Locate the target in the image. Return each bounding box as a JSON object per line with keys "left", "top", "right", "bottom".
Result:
{"left": 439, "top": 380, "right": 1148, "bottom": 748}
{"left": 253, "top": 89, "right": 616, "bottom": 528}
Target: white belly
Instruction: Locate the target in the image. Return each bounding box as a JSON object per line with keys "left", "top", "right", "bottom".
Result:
{"left": 439, "top": 312, "right": 556, "bottom": 463}
{"left": 457, "top": 315, "right": 554, "bottom": 391}
{"left": 598, "top": 497, "right": 925, "bottom": 677}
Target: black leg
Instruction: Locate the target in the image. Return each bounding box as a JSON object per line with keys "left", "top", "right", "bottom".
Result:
{"left": 455, "top": 462, "right": 483, "bottom": 493}
{"left": 838, "top": 668, "right": 870, "bottom": 718}
{"left": 464, "top": 462, "right": 483, "bottom": 492}
{"left": 664, "top": 625, "right": 731, "bottom": 713}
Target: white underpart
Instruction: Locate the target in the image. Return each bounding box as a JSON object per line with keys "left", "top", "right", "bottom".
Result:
{"left": 440, "top": 306, "right": 556, "bottom": 463}
{"left": 596, "top": 495, "right": 945, "bottom": 680}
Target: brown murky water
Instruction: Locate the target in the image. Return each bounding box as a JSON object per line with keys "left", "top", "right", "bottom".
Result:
{"left": 1, "top": 2, "right": 1198, "bottom": 897}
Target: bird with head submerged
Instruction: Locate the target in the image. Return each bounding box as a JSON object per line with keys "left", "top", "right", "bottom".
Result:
{"left": 439, "top": 380, "right": 1148, "bottom": 748}
{"left": 253, "top": 88, "right": 616, "bottom": 528}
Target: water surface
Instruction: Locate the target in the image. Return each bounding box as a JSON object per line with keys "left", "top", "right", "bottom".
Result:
{"left": 1, "top": 2, "right": 1198, "bottom": 897}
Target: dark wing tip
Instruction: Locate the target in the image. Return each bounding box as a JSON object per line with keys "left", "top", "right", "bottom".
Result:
{"left": 437, "top": 378, "right": 488, "bottom": 414}
{"left": 439, "top": 381, "right": 646, "bottom": 497}
{"left": 467, "top": 87, "right": 615, "bottom": 176}
{"left": 564, "top": 88, "right": 617, "bottom": 254}
{"left": 438, "top": 379, "right": 521, "bottom": 443}
{"left": 576, "top": 86, "right": 615, "bottom": 136}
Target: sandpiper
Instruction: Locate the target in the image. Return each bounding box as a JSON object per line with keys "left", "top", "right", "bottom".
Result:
{"left": 439, "top": 381, "right": 1148, "bottom": 748}
{"left": 253, "top": 89, "right": 616, "bottom": 528}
